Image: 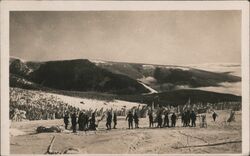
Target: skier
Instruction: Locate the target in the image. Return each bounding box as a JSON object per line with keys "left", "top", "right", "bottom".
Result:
{"left": 126, "top": 111, "right": 134, "bottom": 129}
{"left": 113, "top": 112, "right": 117, "bottom": 129}
{"left": 171, "top": 113, "right": 177, "bottom": 127}
{"left": 106, "top": 111, "right": 112, "bottom": 130}
{"left": 181, "top": 112, "right": 185, "bottom": 127}
{"left": 157, "top": 112, "right": 163, "bottom": 128}
{"left": 134, "top": 112, "right": 139, "bottom": 128}
{"left": 89, "top": 112, "right": 97, "bottom": 130}
{"left": 190, "top": 111, "right": 197, "bottom": 127}
{"left": 63, "top": 112, "right": 69, "bottom": 129}
{"left": 148, "top": 111, "right": 154, "bottom": 128}
{"left": 78, "top": 112, "right": 83, "bottom": 131}
{"left": 163, "top": 112, "right": 169, "bottom": 127}
{"left": 71, "top": 113, "right": 77, "bottom": 133}
{"left": 212, "top": 112, "right": 218, "bottom": 122}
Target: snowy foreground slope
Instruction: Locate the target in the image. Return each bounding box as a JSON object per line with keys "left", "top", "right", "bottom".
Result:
{"left": 10, "top": 110, "right": 241, "bottom": 154}
{"left": 10, "top": 87, "right": 145, "bottom": 111}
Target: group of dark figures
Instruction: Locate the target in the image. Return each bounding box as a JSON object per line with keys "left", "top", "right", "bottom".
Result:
{"left": 148, "top": 111, "right": 218, "bottom": 128}
{"left": 63, "top": 111, "right": 118, "bottom": 133}
{"left": 181, "top": 111, "right": 218, "bottom": 127}
{"left": 63, "top": 110, "right": 219, "bottom": 133}
{"left": 126, "top": 110, "right": 218, "bottom": 129}
{"left": 125, "top": 111, "right": 139, "bottom": 129}
{"left": 106, "top": 111, "right": 117, "bottom": 130}
{"left": 148, "top": 111, "right": 177, "bottom": 128}
{"left": 181, "top": 110, "right": 197, "bottom": 127}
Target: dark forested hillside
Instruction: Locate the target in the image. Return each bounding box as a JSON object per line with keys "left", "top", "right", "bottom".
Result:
{"left": 11, "top": 59, "right": 149, "bottom": 95}
{"left": 116, "top": 89, "right": 241, "bottom": 107}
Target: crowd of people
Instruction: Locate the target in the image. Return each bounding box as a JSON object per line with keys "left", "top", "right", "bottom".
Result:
{"left": 62, "top": 107, "right": 218, "bottom": 133}
{"left": 180, "top": 110, "right": 197, "bottom": 127}
{"left": 64, "top": 110, "right": 119, "bottom": 132}
{"left": 63, "top": 110, "right": 143, "bottom": 133}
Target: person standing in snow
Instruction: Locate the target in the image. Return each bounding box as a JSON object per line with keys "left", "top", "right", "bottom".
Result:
{"left": 113, "top": 112, "right": 117, "bottom": 129}
{"left": 171, "top": 113, "right": 177, "bottom": 127}
{"left": 157, "top": 112, "right": 163, "bottom": 128}
{"left": 163, "top": 111, "right": 169, "bottom": 127}
{"left": 71, "top": 112, "right": 77, "bottom": 133}
{"left": 134, "top": 112, "right": 139, "bottom": 128}
{"left": 85, "top": 114, "right": 89, "bottom": 130}
{"left": 106, "top": 111, "right": 112, "bottom": 130}
{"left": 63, "top": 112, "right": 69, "bottom": 129}
{"left": 181, "top": 112, "right": 185, "bottom": 127}
{"left": 190, "top": 111, "right": 197, "bottom": 127}
{"left": 78, "top": 111, "right": 83, "bottom": 131}
{"left": 148, "top": 111, "right": 154, "bottom": 128}
{"left": 212, "top": 111, "right": 218, "bottom": 122}
{"left": 126, "top": 111, "right": 134, "bottom": 129}
{"left": 89, "top": 112, "right": 97, "bottom": 130}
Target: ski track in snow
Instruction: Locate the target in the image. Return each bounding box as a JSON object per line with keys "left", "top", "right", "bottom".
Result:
{"left": 138, "top": 81, "right": 158, "bottom": 94}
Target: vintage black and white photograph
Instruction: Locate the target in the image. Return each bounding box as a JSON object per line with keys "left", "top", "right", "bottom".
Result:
{"left": 4, "top": 3, "right": 248, "bottom": 154}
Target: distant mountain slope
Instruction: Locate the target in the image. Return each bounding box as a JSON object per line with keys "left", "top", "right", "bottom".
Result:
{"left": 9, "top": 58, "right": 150, "bottom": 95}
{"left": 9, "top": 57, "right": 241, "bottom": 107}
{"left": 149, "top": 89, "right": 241, "bottom": 106}
{"left": 189, "top": 63, "right": 241, "bottom": 77}
{"left": 9, "top": 57, "right": 241, "bottom": 95}
{"left": 93, "top": 61, "right": 145, "bottom": 80}
{"left": 9, "top": 58, "right": 31, "bottom": 77}
{"left": 117, "top": 89, "right": 241, "bottom": 107}
{"left": 91, "top": 60, "right": 241, "bottom": 92}
{"left": 153, "top": 67, "right": 240, "bottom": 87}
{"left": 10, "top": 74, "right": 52, "bottom": 91}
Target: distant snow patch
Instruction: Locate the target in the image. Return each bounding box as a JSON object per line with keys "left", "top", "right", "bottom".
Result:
{"left": 10, "top": 56, "right": 27, "bottom": 63}
{"left": 142, "top": 65, "right": 155, "bottom": 69}
{"left": 164, "top": 66, "right": 190, "bottom": 71}
{"left": 138, "top": 76, "right": 157, "bottom": 85}
{"left": 90, "top": 60, "right": 107, "bottom": 64}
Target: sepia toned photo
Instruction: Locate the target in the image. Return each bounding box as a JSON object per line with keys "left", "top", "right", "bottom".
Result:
{"left": 1, "top": 1, "right": 249, "bottom": 155}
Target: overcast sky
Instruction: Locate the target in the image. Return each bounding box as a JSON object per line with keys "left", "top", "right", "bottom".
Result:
{"left": 10, "top": 11, "right": 241, "bottom": 65}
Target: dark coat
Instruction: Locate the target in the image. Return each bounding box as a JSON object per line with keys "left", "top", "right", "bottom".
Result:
{"left": 190, "top": 112, "right": 196, "bottom": 121}
{"left": 64, "top": 115, "right": 69, "bottom": 124}
{"left": 171, "top": 113, "right": 177, "bottom": 121}
{"left": 134, "top": 114, "right": 139, "bottom": 123}
{"left": 113, "top": 113, "right": 117, "bottom": 123}
{"left": 107, "top": 113, "right": 112, "bottom": 123}
{"left": 71, "top": 113, "right": 77, "bottom": 126}
{"left": 126, "top": 113, "right": 133, "bottom": 122}
{"left": 149, "top": 114, "right": 153, "bottom": 122}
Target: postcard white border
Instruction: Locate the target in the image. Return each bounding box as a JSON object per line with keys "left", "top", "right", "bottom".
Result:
{"left": 1, "top": 1, "right": 249, "bottom": 156}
